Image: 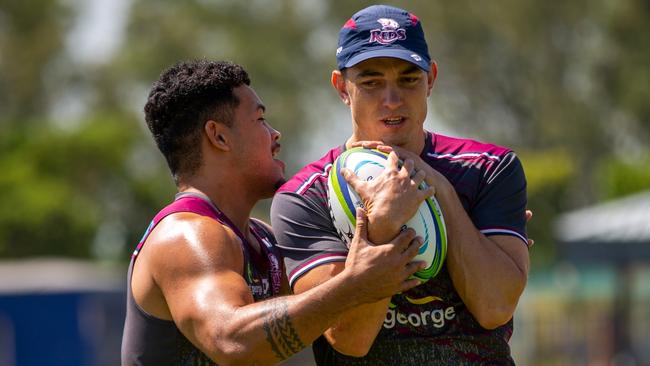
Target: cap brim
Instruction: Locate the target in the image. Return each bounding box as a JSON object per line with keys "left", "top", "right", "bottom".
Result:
{"left": 343, "top": 49, "right": 431, "bottom": 72}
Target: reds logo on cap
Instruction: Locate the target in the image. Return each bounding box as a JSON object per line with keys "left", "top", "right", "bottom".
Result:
{"left": 369, "top": 18, "right": 406, "bottom": 45}
{"left": 336, "top": 5, "right": 431, "bottom": 72}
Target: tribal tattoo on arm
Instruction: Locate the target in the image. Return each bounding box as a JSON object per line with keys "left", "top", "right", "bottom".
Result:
{"left": 262, "top": 299, "right": 305, "bottom": 360}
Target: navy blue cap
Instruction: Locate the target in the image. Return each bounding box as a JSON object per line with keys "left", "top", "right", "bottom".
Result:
{"left": 336, "top": 5, "right": 431, "bottom": 72}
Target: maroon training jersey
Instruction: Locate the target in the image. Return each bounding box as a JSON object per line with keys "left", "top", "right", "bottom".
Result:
{"left": 270, "top": 132, "right": 528, "bottom": 365}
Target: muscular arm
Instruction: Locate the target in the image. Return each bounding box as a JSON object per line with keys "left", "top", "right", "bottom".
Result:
{"left": 145, "top": 211, "right": 420, "bottom": 365}
{"left": 293, "top": 263, "right": 391, "bottom": 357}
{"left": 390, "top": 146, "right": 530, "bottom": 329}
{"left": 435, "top": 183, "right": 529, "bottom": 328}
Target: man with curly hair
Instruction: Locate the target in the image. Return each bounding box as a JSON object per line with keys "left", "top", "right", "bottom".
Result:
{"left": 120, "top": 60, "right": 429, "bottom": 365}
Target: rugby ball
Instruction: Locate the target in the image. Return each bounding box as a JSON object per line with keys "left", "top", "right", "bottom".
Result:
{"left": 327, "top": 147, "right": 447, "bottom": 282}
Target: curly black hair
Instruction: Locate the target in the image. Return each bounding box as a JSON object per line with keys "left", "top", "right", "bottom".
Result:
{"left": 144, "top": 60, "right": 250, "bottom": 183}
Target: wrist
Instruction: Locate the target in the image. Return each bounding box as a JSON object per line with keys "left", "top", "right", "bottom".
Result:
{"left": 336, "top": 268, "right": 370, "bottom": 306}
{"left": 366, "top": 214, "right": 401, "bottom": 244}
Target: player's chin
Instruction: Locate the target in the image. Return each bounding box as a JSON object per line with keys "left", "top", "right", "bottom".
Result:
{"left": 273, "top": 177, "right": 287, "bottom": 192}
{"left": 260, "top": 175, "right": 286, "bottom": 198}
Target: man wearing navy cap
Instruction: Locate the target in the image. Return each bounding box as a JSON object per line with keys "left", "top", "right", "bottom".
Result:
{"left": 271, "top": 5, "right": 530, "bottom": 365}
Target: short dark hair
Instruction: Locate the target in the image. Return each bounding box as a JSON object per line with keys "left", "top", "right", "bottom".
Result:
{"left": 144, "top": 60, "right": 250, "bottom": 182}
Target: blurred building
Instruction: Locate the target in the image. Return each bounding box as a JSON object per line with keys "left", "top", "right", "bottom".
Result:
{"left": 510, "top": 190, "right": 650, "bottom": 365}
{"left": 556, "top": 190, "right": 650, "bottom": 263}
{"left": 0, "top": 259, "right": 125, "bottom": 366}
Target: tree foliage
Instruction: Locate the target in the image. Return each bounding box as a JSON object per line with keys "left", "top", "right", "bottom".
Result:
{"left": 1, "top": 0, "right": 649, "bottom": 266}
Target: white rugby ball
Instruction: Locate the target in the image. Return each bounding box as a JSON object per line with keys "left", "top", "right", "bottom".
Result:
{"left": 327, "top": 147, "right": 447, "bottom": 282}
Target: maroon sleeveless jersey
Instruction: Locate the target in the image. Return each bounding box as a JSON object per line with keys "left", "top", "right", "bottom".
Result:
{"left": 121, "top": 192, "right": 282, "bottom": 365}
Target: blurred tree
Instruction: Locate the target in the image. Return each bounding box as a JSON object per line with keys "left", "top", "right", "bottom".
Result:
{"left": 598, "top": 155, "right": 650, "bottom": 199}
{"left": 109, "top": 0, "right": 334, "bottom": 163}
{"left": 1, "top": 116, "right": 119, "bottom": 256}
{"left": 1, "top": 0, "right": 648, "bottom": 266}
{"left": 0, "top": 0, "right": 172, "bottom": 259}
{"left": 0, "top": 0, "right": 71, "bottom": 124}
{"left": 409, "top": 0, "right": 650, "bottom": 206}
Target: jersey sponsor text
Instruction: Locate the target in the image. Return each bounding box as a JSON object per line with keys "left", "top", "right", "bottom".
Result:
{"left": 384, "top": 305, "right": 456, "bottom": 329}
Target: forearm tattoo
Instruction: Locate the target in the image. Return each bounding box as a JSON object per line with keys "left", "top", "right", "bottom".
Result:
{"left": 262, "top": 299, "right": 305, "bottom": 360}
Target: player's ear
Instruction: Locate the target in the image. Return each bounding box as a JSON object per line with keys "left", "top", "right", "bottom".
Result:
{"left": 331, "top": 70, "right": 350, "bottom": 106}
{"left": 426, "top": 61, "right": 438, "bottom": 96}
{"left": 204, "top": 120, "right": 231, "bottom": 152}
